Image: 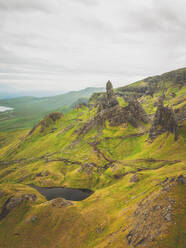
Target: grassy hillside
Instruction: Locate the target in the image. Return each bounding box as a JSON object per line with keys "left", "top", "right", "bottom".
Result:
{"left": 0, "top": 87, "right": 104, "bottom": 131}
{"left": 0, "top": 68, "right": 185, "bottom": 248}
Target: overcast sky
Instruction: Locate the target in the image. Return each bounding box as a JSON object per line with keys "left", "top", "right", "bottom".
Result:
{"left": 0, "top": 0, "right": 186, "bottom": 95}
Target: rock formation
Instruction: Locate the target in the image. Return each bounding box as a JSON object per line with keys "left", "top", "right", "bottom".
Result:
{"left": 98, "top": 80, "right": 119, "bottom": 111}
{"left": 0, "top": 194, "right": 37, "bottom": 221}
{"left": 79, "top": 81, "right": 149, "bottom": 135}
{"left": 175, "top": 104, "right": 186, "bottom": 122}
{"left": 149, "top": 99, "right": 178, "bottom": 140}
{"left": 106, "top": 80, "right": 119, "bottom": 107}
{"left": 126, "top": 176, "right": 182, "bottom": 247}
{"left": 28, "top": 112, "right": 63, "bottom": 136}
{"left": 51, "top": 198, "right": 73, "bottom": 208}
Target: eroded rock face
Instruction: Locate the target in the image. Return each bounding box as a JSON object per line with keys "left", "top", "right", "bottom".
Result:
{"left": 35, "top": 171, "right": 49, "bottom": 178}
{"left": 51, "top": 198, "right": 73, "bottom": 208}
{"left": 126, "top": 177, "right": 183, "bottom": 247}
{"left": 130, "top": 173, "right": 140, "bottom": 183}
{"left": 177, "top": 175, "right": 186, "bottom": 184}
{"left": 175, "top": 104, "right": 186, "bottom": 122}
{"left": 0, "top": 190, "right": 4, "bottom": 198}
{"left": 106, "top": 80, "right": 119, "bottom": 107}
{"left": 28, "top": 112, "right": 63, "bottom": 136}
{"left": 123, "top": 98, "right": 149, "bottom": 127}
{"left": 79, "top": 81, "right": 149, "bottom": 136}
{"left": 149, "top": 100, "right": 178, "bottom": 140}
{"left": 0, "top": 194, "right": 37, "bottom": 221}
{"left": 98, "top": 81, "right": 119, "bottom": 111}
{"left": 78, "top": 163, "right": 97, "bottom": 175}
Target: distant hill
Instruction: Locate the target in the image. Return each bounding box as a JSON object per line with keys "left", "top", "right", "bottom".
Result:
{"left": 0, "top": 87, "right": 104, "bottom": 131}
{"left": 116, "top": 67, "right": 186, "bottom": 96}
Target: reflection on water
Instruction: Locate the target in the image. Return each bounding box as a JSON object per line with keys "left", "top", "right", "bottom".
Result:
{"left": 29, "top": 184, "right": 94, "bottom": 201}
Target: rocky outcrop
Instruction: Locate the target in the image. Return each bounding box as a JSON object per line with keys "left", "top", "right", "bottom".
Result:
{"left": 0, "top": 194, "right": 37, "bottom": 221}
{"left": 51, "top": 198, "right": 73, "bottom": 208}
{"left": 28, "top": 112, "right": 63, "bottom": 136}
{"left": 35, "top": 171, "right": 50, "bottom": 177}
{"left": 149, "top": 100, "right": 178, "bottom": 140}
{"left": 78, "top": 163, "right": 97, "bottom": 176}
{"left": 130, "top": 173, "right": 140, "bottom": 183}
{"left": 98, "top": 80, "right": 119, "bottom": 111}
{"left": 177, "top": 174, "right": 186, "bottom": 184}
{"left": 123, "top": 97, "right": 149, "bottom": 127}
{"left": 78, "top": 81, "right": 149, "bottom": 136}
{"left": 126, "top": 176, "right": 184, "bottom": 247}
{"left": 106, "top": 80, "right": 119, "bottom": 107}
{"left": 175, "top": 104, "right": 186, "bottom": 122}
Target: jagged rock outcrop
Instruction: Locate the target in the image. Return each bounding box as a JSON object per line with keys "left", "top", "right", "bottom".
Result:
{"left": 175, "top": 104, "right": 186, "bottom": 122}
{"left": 126, "top": 177, "right": 175, "bottom": 247}
{"left": 78, "top": 81, "right": 149, "bottom": 136}
{"left": 78, "top": 163, "right": 97, "bottom": 175}
{"left": 51, "top": 198, "right": 73, "bottom": 208}
{"left": 28, "top": 112, "right": 63, "bottom": 136}
{"left": 98, "top": 81, "right": 119, "bottom": 111}
{"left": 123, "top": 97, "right": 149, "bottom": 127}
{"left": 126, "top": 176, "right": 185, "bottom": 247}
{"left": 106, "top": 80, "right": 119, "bottom": 107}
{"left": 149, "top": 100, "right": 178, "bottom": 140}
{"left": 0, "top": 194, "right": 37, "bottom": 221}
{"left": 130, "top": 173, "right": 140, "bottom": 183}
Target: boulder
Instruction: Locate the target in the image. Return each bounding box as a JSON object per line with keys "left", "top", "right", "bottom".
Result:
{"left": 51, "top": 198, "right": 73, "bottom": 208}
{"left": 78, "top": 81, "right": 149, "bottom": 136}
{"left": 35, "top": 171, "right": 49, "bottom": 177}
{"left": 130, "top": 173, "right": 140, "bottom": 183}
{"left": 177, "top": 175, "right": 186, "bottom": 184}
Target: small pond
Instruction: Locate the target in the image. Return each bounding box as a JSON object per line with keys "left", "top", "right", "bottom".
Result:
{"left": 0, "top": 106, "right": 14, "bottom": 112}
{"left": 29, "top": 184, "right": 93, "bottom": 201}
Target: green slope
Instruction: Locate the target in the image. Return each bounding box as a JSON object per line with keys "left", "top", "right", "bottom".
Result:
{"left": 0, "top": 87, "right": 104, "bottom": 131}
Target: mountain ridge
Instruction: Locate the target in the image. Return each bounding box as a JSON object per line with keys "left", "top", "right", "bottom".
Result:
{"left": 0, "top": 87, "right": 105, "bottom": 131}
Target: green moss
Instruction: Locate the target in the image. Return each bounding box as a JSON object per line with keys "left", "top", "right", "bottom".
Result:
{"left": 117, "top": 96, "right": 128, "bottom": 107}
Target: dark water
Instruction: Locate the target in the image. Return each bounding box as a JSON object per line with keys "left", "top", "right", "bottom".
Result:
{"left": 29, "top": 185, "right": 93, "bottom": 201}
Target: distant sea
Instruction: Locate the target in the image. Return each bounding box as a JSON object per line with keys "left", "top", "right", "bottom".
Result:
{"left": 0, "top": 106, "right": 14, "bottom": 112}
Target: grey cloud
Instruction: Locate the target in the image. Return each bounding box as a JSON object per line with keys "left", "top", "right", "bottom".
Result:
{"left": 70, "top": 0, "right": 98, "bottom": 6}
{"left": 0, "top": 0, "right": 50, "bottom": 12}
{"left": 0, "top": 0, "right": 186, "bottom": 93}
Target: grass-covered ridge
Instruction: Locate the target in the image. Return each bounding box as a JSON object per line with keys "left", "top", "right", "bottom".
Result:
{"left": 0, "top": 87, "right": 104, "bottom": 131}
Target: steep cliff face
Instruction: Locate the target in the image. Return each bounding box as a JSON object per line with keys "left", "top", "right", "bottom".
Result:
{"left": 149, "top": 100, "right": 178, "bottom": 140}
